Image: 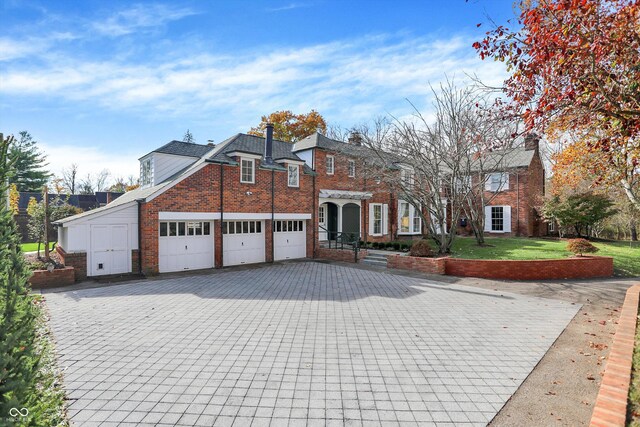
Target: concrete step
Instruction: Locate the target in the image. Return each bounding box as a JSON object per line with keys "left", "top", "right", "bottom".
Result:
{"left": 360, "top": 257, "right": 388, "bottom": 267}
{"left": 365, "top": 253, "right": 388, "bottom": 261}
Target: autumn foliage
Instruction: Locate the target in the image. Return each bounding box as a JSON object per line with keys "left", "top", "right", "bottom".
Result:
{"left": 249, "top": 110, "right": 327, "bottom": 143}
{"left": 409, "top": 239, "right": 434, "bottom": 258}
{"left": 474, "top": 0, "right": 640, "bottom": 208}
{"left": 566, "top": 238, "right": 599, "bottom": 257}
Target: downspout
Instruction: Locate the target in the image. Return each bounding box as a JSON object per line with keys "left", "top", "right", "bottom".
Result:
{"left": 220, "top": 163, "right": 224, "bottom": 267}
{"left": 516, "top": 172, "right": 520, "bottom": 236}
{"left": 271, "top": 168, "right": 275, "bottom": 263}
{"left": 363, "top": 168, "right": 368, "bottom": 243}
{"left": 135, "top": 198, "right": 143, "bottom": 275}
{"left": 312, "top": 172, "right": 316, "bottom": 258}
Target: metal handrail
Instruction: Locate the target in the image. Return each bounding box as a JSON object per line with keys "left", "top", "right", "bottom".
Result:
{"left": 318, "top": 225, "right": 361, "bottom": 262}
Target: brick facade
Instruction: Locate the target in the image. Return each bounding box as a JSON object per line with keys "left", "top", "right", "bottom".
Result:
{"left": 444, "top": 256, "right": 613, "bottom": 280}
{"left": 29, "top": 266, "right": 75, "bottom": 288}
{"left": 56, "top": 246, "right": 87, "bottom": 282}
{"left": 387, "top": 254, "right": 447, "bottom": 275}
{"left": 316, "top": 248, "right": 368, "bottom": 263}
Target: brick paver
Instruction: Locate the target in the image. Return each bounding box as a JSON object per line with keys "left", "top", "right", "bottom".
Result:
{"left": 45, "top": 262, "right": 579, "bottom": 426}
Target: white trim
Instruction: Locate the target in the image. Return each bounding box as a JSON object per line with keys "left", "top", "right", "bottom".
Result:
{"left": 319, "top": 189, "right": 372, "bottom": 200}
{"left": 57, "top": 201, "right": 137, "bottom": 226}
{"left": 326, "top": 155, "right": 334, "bottom": 175}
{"left": 288, "top": 164, "right": 300, "bottom": 188}
{"left": 159, "top": 212, "right": 222, "bottom": 220}
{"left": 227, "top": 151, "right": 262, "bottom": 160}
{"left": 276, "top": 159, "right": 305, "bottom": 165}
{"left": 240, "top": 158, "right": 255, "bottom": 184}
{"left": 223, "top": 212, "right": 311, "bottom": 220}
{"left": 397, "top": 200, "right": 421, "bottom": 235}
{"left": 369, "top": 203, "right": 383, "bottom": 236}
{"left": 348, "top": 160, "right": 356, "bottom": 178}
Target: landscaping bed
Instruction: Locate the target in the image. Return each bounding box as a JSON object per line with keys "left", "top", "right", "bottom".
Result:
{"left": 628, "top": 300, "right": 640, "bottom": 425}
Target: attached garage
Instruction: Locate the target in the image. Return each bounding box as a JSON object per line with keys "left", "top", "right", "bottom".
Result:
{"left": 158, "top": 221, "right": 214, "bottom": 273}
{"left": 223, "top": 220, "right": 265, "bottom": 266}
{"left": 274, "top": 220, "right": 307, "bottom": 261}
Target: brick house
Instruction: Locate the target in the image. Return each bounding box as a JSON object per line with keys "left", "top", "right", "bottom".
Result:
{"left": 55, "top": 125, "right": 545, "bottom": 279}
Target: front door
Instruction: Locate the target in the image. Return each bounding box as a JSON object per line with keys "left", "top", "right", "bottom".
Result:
{"left": 341, "top": 203, "right": 360, "bottom": 242}
{"left": 327, "top": 203, "right": 338, "bottom": 240}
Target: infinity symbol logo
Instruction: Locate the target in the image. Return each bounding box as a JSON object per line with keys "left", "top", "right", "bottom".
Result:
{"left": 9, "top": 407, "right": 29, "bottom": 417}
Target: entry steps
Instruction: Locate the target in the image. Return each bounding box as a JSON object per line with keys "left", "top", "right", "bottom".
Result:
{"left": 360, "top": 252, "right": 388, "bottom": 268}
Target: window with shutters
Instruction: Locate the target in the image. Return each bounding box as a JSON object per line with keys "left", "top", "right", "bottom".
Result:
{"left": 372, "top": 204, "right": 382, "bottom": 235}
{"left": 491, "top": 206, "right": 504, "bottom": 231}
{"left": 486, "top": 172, "right": 509, "bottom": 192}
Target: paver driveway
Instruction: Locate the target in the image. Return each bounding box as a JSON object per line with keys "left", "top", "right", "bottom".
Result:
{"left": 45, "top": 262, "right": 579, "bottom": 426}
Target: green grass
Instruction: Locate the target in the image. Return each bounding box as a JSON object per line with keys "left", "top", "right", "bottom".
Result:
{"left": 20, "top": 242, "right": 56, "bottom": 253}
{"left": 447, "top": 237, "right": 640, "bottom": 277}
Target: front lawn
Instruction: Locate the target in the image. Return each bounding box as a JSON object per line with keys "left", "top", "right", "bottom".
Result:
{"left": 448, "top": 237, "right": 640, "bottom": 277}
{"left": 20, "top": 242, "right": 56, "bottom": 253}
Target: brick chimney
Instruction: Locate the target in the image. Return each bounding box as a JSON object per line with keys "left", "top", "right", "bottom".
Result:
{"left": 264, "top": 123, "right": 274, "bottom": 164}
{"left": 348, "top": 132, "right": 362, "bottom": 146}
{"left": 524, "top": 133, "right": 540, "bottom": 151}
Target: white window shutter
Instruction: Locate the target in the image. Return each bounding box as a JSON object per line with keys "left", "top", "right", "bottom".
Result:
{"left": 383, "top": 204, "right": 389, "bottom": 235}
{"left": 484, "top": 206, "right": 492, "bottom": 232}
{"left": 502, "top": 173, "right": 510, "bottom": 190}
{"left": 368, "top": 203, "right": 374, "bottom": 235}
{"left": 485, "top": 175, "right": 492, "bottom": 191}
{"left": 503, "top": 206, "right": 512, "bottom": 232}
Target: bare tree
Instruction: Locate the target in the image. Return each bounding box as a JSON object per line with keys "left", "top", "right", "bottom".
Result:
{"left": 61, "top": 163, "right": 79, "bottom": 194}
{"left": 78, "top": 169, "right": 111, "bottom": 194}
{"left": 183, "top": 129, "right": 195, "bottom": 143}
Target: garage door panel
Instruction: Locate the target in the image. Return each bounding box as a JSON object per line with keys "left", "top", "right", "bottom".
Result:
{"left": 159, "top": 221, "right": 214, "bottom": 273}
{"left": 274, "top": 220, "right": 306, "bottom": 261}
{"left": 223, "top": 220, "right": 265, "bottom": 266}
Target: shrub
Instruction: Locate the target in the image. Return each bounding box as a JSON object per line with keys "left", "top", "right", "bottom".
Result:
{"left": 372, "top": 242, "right": 379, "bottom": 249}
{"left": 393, "top": 242, "right": 401, "bottom": 251}
{"left": 409, "top": 239, "right": 434, "bottom": 258}
{"left": 566, "top": 238, "right": 599, "bottom": 256}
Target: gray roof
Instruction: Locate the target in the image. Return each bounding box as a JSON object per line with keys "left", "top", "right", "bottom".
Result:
{"left": 473, "top": 147, "right": 535, "bottom": 171}
{"left": 207, "top": 133, "right": 303, "bottom": 163}
{"left": 148, "top": 140, "right": 213, "bottom": 158}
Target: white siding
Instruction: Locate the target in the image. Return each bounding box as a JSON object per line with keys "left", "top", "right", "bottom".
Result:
{"left": 296, "top": 149, "right": 313, "bottom": 169}
{"left": 61, "top": 203, "right": 138, "bottom": 253}
{"left": 143, "top": 153, "right": 197, "bottom": 186}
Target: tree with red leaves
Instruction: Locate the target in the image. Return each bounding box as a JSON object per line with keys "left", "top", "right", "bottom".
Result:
{"left": 474, "top": 0, "right": 640, "bottom": 208}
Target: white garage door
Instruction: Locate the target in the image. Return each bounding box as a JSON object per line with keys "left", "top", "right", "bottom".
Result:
{"left": 274, "top": 220, "right": 306, "bottom": 261}
{"left": 159, "top": 221, "right": 214, "bottom": 273}
{"left": 90, "top": 224, "right": 129, "bottom": 276}
{"left": 223, "top": 220, "right": 265, "bottom": 266}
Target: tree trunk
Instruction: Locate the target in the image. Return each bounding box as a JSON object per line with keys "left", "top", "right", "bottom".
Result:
{"left": 631, "top": 218, "right": 638, "bottom": 242}
{"left": 43, "top": 186, "right": 50, "bottom": 261}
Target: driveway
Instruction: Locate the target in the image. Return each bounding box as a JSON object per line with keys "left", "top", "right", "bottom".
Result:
{"left": 44, "top": 262, "right": 579, "bottom": 426}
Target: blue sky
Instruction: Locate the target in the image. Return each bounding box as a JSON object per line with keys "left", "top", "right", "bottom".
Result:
{"left": 1, "top": 0, "right": 515, "bottom": 181}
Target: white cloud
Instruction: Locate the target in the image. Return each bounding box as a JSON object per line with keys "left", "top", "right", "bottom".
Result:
{"left": 40, "top": 142, "right": 140, "bottom": 182}
{"left": 0, "top": 33, "right": 507, "bottom": 129}
{"left": 91, "top": 4, "right": 198, "bottom": 36}
{"left": 266, "top": 3, "right": 312, "bottom": 12}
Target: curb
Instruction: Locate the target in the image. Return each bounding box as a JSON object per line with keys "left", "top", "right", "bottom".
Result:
{"left": 590, "top": 284, "right": 640, "bottom": 427}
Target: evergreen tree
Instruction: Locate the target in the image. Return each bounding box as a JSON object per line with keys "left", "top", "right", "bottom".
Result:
{"left": 0, "top": 134, "right": 41, "bottom": 423}
{"left": 10, "top": 131, "right": 50, "bottom": 192}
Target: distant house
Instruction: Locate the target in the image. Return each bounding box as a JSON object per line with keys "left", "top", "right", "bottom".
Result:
{"left": 16, "top": 191, "right": 123, "bottom": 242}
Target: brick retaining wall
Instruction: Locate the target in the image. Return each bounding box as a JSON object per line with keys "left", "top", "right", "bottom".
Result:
{"left": 590, "top": 284, "right": 640, "bottom": 427}
{"left": 29, "top": 267, "right": 75, "bottom": 288}
{"left": 316, "top": 248, "right": 368, "bottom": 263}
{"left": 445, "top": 256, "right": 613, "bottom": 280}
{"left": 56, "top": 246, "right": 87, "bottom": 282}
{"left": 387, "top": 255, "right": 447, "bottom": 275}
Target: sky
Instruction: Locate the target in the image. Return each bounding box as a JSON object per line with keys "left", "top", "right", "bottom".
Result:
{"left": 1, "top": 0, "right": 517, "bottom": 183}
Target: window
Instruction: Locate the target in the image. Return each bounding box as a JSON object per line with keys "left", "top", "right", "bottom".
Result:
{"left": 326, "top": 155, "right": 334, "bottom": 175}
{"left": 372, "top": 204, "right": 382, "bottom": 235}
{"left": 241, "top": 158, "right": 255, "bottom": 183}
{"left": 398, "top": 201, "right": 421, "bottom": 234}
{"left": 140, "top": 158, "right": 153, "bottom": 186}
{"left": 486, "top": 172, "right": 509, "bottom": 192}
{"left": 348, "top": 160, "right": 356, "bottom": 178}
{"left": 288, "top": 164, "right": 299, "bottom": 187}
{"left": 222, "top": 221, "right": 262, "bottom": 234}
{"left": 491, "top": 206, "right": 504, "bottom": 231}
{"left": 275, "top": 220, "right": 304, "bottom": 232}
{"left": 548, "top": 221, "right": 555, "bottom": 232}
{"left": 318, "top": 206, "right": 325, "bottom": 224}
{"left": 160, "top": 221, "right": 210, "bottom": 237}
{"left": 400, "top": 168, "right": 414, "bottom": 186}
{"left": 455, "top": 175, "right": 472, "bottom": 193}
